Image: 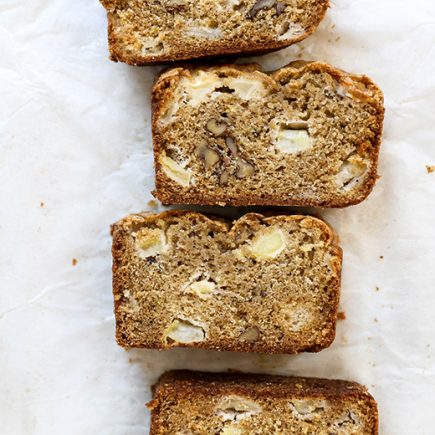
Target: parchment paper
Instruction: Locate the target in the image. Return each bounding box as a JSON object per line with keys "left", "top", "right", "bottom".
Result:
{"left": 1, "top": 0, "right": 435, "bottom": 433}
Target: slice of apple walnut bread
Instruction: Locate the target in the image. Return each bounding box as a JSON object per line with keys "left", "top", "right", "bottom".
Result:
{"left": 152, "top": 62, "right": 384, "bottom": 207}
{"left": 111, "top": 210, "right": 342, "bottom": 354}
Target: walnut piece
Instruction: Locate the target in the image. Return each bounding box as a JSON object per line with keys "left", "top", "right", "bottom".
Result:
{"left": 225, "top": 136, "right": 239, "bottom": 156}
{"left": 247, "top": 0, "right": 276, "bottom": 18}
{"left": 275, "top": 1, "right": 285, "bottom": 15}
{"left": 238, "top": 326, "right": 260, "bottom": 342}
{"left": 333, "top": 411, "right": 361, "bottom": 429}
{"left": 219, "top": 169, "right": 231, "bottom": 185}
{"left": 195, "top": 142, "right": 220, "bottom": 169}
{"left": 236, "top": 159, "right": 255, "bottom": 178}
{"left": 163, "top": 0, "right": 187, "bottom": 10}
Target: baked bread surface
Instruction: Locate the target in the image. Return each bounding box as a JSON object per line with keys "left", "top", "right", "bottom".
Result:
{"left": 100, "top": 0, "right": 329, "bottom": 64}
{"left": 148, "top": 370, "right": 379, "bottom": 434}
{"left": 152, "top": 61, "right": 384, "bottom": 207}
{"left": 112, "top": 210, "right": 342, "bottom": 354}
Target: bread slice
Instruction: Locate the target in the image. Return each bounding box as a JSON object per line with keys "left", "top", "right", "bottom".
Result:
{"left": 100, "top": 0, "right": 329, "bottom": 65}
{"left": 148, "top": 370, "right": 379, "bottom": 434}
{"left": 152, "top": 61, "right": 384, "bottom": 207}
{"left": 111, "top": 210, "right": 342, "bottom": 354}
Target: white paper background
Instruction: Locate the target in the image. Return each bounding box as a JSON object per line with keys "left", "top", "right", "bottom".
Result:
{"left": 1, "top": 0, "right": 435, "bottom": 433}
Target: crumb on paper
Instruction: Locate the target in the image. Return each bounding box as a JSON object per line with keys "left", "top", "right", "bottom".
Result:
{"left": 379, "top": 255, "right": 384, "bottom": 260}
{"left": 375, "top": 286, "right": 380, "bottom": 292}
{"left": 40, "top": 202, "right": 44, "bottom": 207}
{"left": 72, "top": 258, "right": 78, "bottom": 266}
{"left": 335, "top": 36, "right": 340, "bottom": 42}
{"left": 426, "top": 165, "right": 435, "bottom": 173}
{"left": 337, "top": 311, "right": 346, "bottom": 321}
{"left": 147, "top": 199, "right": 158, "bottom": 208}
{"left": 374, "top": 318, "right": 378, "bottom": 323}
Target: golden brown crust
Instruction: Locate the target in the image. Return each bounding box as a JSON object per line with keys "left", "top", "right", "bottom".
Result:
{"left": 111, "top": 210, "right": 342, "bottom": 354}
{"left": 152, "top": 61, "right": 385, "bottom": 208}
{"left": 100, "top": 1, "right": 329, "bottom": 65}
{"left": 148, "top": 370, "right": 379, "bottom": 434}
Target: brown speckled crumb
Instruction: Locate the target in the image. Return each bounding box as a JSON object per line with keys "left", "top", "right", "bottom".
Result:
{"left": 426, "top": 165, "right": 435, "bottom": 173}
{"left": 111, "top": 210, "right": 342, "bottom": 354}
{"left": 337, "top": 311, "right": 346, "bottom": 321}
{"left": 100, "top": 0, "right": 329, "bottom": 65}
{"left": 147, "top": 199, "right": 159, "bottom": 209}
{"left": 148, "top": 370, "right": 378, "bottom": 434}
{"left": 72, "top": 258, "right": 78, "bottom": 266}
{"left": 152, "top": 61, "right": 384, "bottom": 207}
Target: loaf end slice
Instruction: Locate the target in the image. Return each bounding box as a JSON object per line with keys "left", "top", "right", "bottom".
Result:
{"left": 100, "top": 0, "right": 329, "bottom": 65}
{"left": 152, "top": 61, "right": 384, "bottom": 207}
{"left": 111, "top": 210, "right": 342, "bottom": 354}
{"left": 148, "top": 370, "right": 378, "bottom": 434}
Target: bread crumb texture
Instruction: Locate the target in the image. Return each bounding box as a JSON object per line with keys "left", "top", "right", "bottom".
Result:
{"left": 100, "top": 0, "right": 329, "bottom": 64}
{"left": 111, "top": 210, "right": 342, "bottom": 354}
{"left": 426, "top": 165, "right": 435, "bottom": 173}
{"left": 152, "top": 62, "right": 384, "bottom": 207}
{"left": 148, "top": 371, "right": 379, "bottom": 434}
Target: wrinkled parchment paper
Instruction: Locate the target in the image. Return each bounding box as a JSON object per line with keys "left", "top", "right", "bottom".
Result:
{"left": 1, "top": 0, "right": 435, "bottom": 433}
